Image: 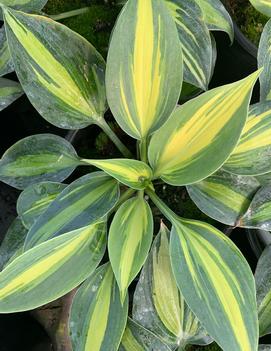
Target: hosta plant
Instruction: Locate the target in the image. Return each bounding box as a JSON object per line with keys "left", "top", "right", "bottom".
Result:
{"left": 1, "top": 0, "right": 271, "bottom": 351}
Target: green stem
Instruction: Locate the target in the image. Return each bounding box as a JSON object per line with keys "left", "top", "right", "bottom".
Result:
{"left": 49, "top": 7, "right": 90, "bottom": 21}
{"left": 146, "top": 188, "right": 179, "bottom": 223}
{"left": 108, "top": 188, "right": 136, "bottom": 216}
{"left": 97, "top": 119, "right": 133, "bottom": 158}
{"left": 139, "top": 138, "right": 148, "bottom": 163}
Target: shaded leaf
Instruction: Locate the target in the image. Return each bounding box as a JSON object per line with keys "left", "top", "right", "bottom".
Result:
{"left": 0, "top": 77, "right": 23, "bottom": 111}
{"left": 187, "top": 170, "right": 260, "bottom": 226}
{"left": 259, "top": 19, "right": 271, "bottom": 101}
{"left": 17, "top": 181, "right": 66, "bottom": 229}
{"left": 133, "top": 223, "right": 211, "bottom": 349}
{"left": 0, "top": 26, "right": 14, "bottom": 77}
{"left": 0, "top": 134, "right": 79, "bottom": 190}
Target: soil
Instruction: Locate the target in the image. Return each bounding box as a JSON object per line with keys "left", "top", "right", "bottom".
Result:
{"left": 227, "top": 0, "right": 268, "bottom": 45}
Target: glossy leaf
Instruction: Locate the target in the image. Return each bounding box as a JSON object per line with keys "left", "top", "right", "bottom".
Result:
{"left": 149, "top": 71, "right": 260, "bottom": 186}
{"left": 0, "top": 217, "right": 27, "bottom": 270}
{"left": 241, "top": 186, "right": 271, "bottom": 230}
{"left": 109, "top": 196, "right": 153, "bottom": 301}
{"left": 255, "top": 245, "right": 271, "bottom": 336}
{"left": 249, "top": 0, "right": 271, "bottom": 17}
{"left": 133, "top": 223, "right": 211, "bottom": 349}
{"left": 0, "top": 222, "right": 106, "bottom": 313}
{"left": 70, "top": 263, "right": 128, "bottom": 351}
{"left": 119, "top": 318, "right": 171, "bottom": 351}
{"left": 17, "top": 181, "right": 66, "bottom": 229}
{"left": 166, "top": 0, "right": 212, "bottom": 90}
{"left": 259, "top": 19, "right": 271, "bottom": 101}
{"left": 82, "top": 158, "right": 153, "bottom": 190}
{"left": 187, "top": 170, "right": 260, "bottom": 226}
{"left": 24, "top": 172, "right": 119, "bottom": 249}
{"left": 225, "top": 102, "right": 271, "bottom": 175}
{"left": 170, "top": 218, "right": 258, "bottom": 351}
{"left": 0, "top": 134, "right": 79, "bottom": 190}
{"left": 106, "top": 0, "right": 183, "bottom": 139}
{"left": 4, "top": 8, "right": 106, "bottom": 129}
{"left": 0, "top": 0, "right": 48, "bottom": 13}
{"left": 0, "top": 27, "right": 14, "bottom": 77}
{"left": 0, "top": 77, "right": 23, "bottom": 111}
{"left": 195, "top": 0, "right": 234, "bottom": 42}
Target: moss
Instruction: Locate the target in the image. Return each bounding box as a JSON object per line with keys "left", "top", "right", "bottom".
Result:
{"left": 44, "top": 0, "right": 119, "bottom": 57}
{"left": 228, "top": 0, "right": 268, "bottom": 45}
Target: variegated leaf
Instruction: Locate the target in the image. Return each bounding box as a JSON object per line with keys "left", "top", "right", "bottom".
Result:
{"left": 0, "top": 134, "right": 79, "bottom": 190}
{"left": 0, "top": 217, "right": 27, "bottom": 270}
{"left": 170, "top": 218, "right": 258, "bottom": 351}
{"left": 148, "top": 71, "right": 260, "bottom": 186}
{"left": 258, "top": 19, "right": 271, "bottom": 101}
{"left": 3, "top": 8, "right": 106, "bottom": 129}
{"left": 106, "top": 0, "right": 183, "bottom": 139}
{"left": 224, "top": 102, "right": 271, "bottom": 176}
{"left": 119, "top": 318, "right": 171, "bottom": 351}
{"left": 249, "top": 0, "right": 271, "bottom": 17}
{"left": 255, "top": 245, "right": 271, "bottom": 336}
{"left": 0, "top": 0, "right": 48, "bottom": 13}
{"left": 187, "top": 170, "right": 260, "bottom": 226}
{"left": 0, "top": 26, "right": 14, "bottom": 77}
{"left": 17, "top": 181, "right": 66, "bottom": 229}
{"left": 0, "top": 222, "right": 106, "bottom": 313}
{"left": 133, "top": 223, "right": 212, "bottom": 349}
{"left": 109, "top": 196, "right": 153, "bottom": 302}
{"left": 24, "top": 172, "right": 119, "bottom": 249}
{"left": 241, "top": 186, "right": 271, "bottom": 231}
{"left": 195, "top": 0, "right": 234, "bottom": 42}
{"left": 0, "top": 134, "right": 80, "bottom": 189}
{"left": 0, "top": 77, "right": 23, "bottom": 111}
{"left": 166, "top": 0, "right": 212, "bottom": 90}
{"left": 70, "top": 263, "right": 128, "bottom": 351}
{"left": 82, "top": 158, "right": 153, "bottom": 190}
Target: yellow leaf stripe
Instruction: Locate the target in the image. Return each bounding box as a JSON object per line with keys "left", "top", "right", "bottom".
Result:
{"left": 153, "top": 72, "right": 259, "bottom": 176}
{"left": 121, "top": 327, "right": 145, "bottom": 351}
{"left": 3, "top": 9, "right": 95, "bottom": 117}
{"left": 0, "top": 224, "right": 97, "bottom": 300}
{"left": 175, "top": 220, "right": 253, "bottom": 351}
{"left": 84, "top": 267, "right": 114, "bottom": 350}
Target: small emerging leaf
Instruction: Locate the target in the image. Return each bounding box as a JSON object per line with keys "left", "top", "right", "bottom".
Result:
{"left": 224, "top": 102, "right": 271, "bottom": 175}
{"left": 17, "top": 181, "right": 67, "bottom": 229}
{"left": 82, "top": 158, "right": 153, "bottom": 190}
{"left": 170, "top": 218, "right": 258, "bottom": 351}
{"left": 106, "top": 0, "right": 183, "bottom": 139}
{"left": 0, "top": 77, "right": 23, "bottom": 111}
{"left": 4, "top": 8, "right": 106, "bottom": 129}
{"left": 149, "top": 71, "right": 260, "bottom": 185}
{"left": 187, "top": 170, "right": 260, "bottom": 226}
{"left": 24, "top": 172, "right": 119, "bottom": 249}
{"left": 0, "top": 134, "right": 79, "bottom": 190}
{"left": 133, "top": 223, "right": 211, "bottom": 349}
{"left": 119, "top": 318, "right": 171, "bottom": 351}
{"left": 255, "top": 245, "right": 271, "bottom": 336}
{"left": 70, "top": 263, "right": 128, "bottom": 351}
{"left": 109, "top": 196, "right": 153, "bottom": 301}
{"left": 0, "top": 223, "right": 106, "bottom": 313}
